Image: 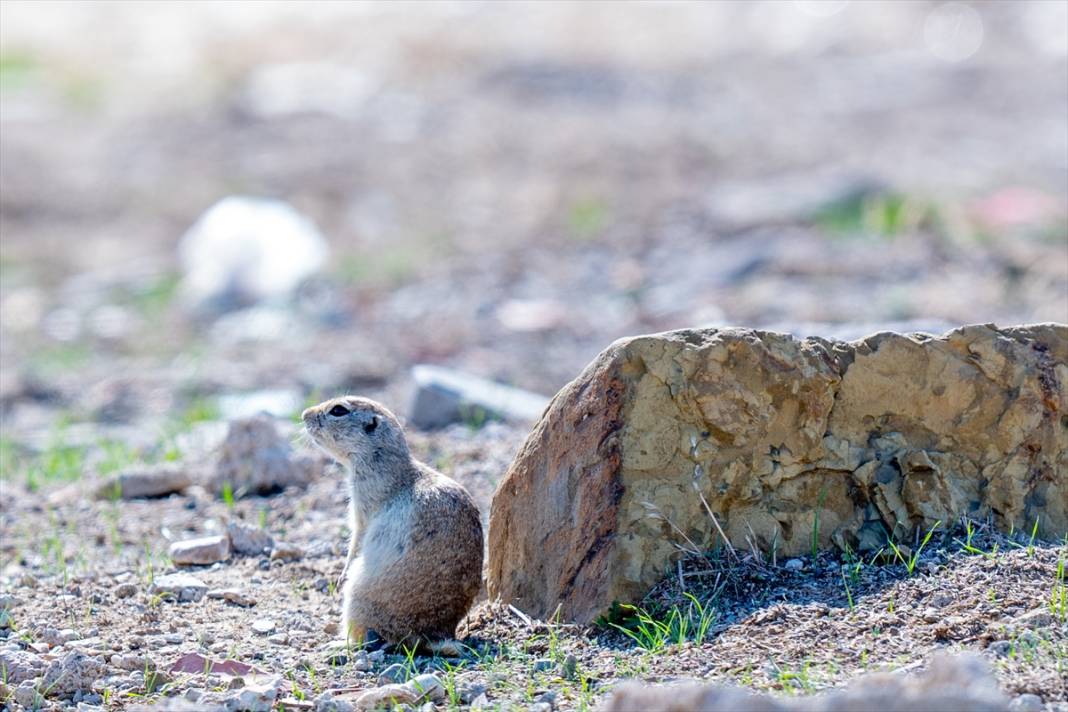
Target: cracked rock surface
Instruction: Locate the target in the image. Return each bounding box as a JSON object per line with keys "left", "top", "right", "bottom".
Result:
{"left": 487, "top": 323, "right": 1067, "bottom": 623}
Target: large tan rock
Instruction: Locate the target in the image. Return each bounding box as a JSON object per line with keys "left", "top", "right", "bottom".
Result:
{"left": 487, "top": 324, "right": 1067, "bottom": 624}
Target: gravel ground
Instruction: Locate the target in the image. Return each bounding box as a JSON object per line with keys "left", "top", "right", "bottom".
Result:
{"left": 1, "top": 461, "right": 1065, "bottom": 711}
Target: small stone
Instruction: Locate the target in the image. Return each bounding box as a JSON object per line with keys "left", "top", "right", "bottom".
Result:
{"left": 270, "top": 542, "right": 304, "bottom": 561}
{"left": 368, "top": 649, "right": 386, "bottom": 663}
{"left": 470, "top": 693, "right": 490, "bottom": 710}
{"left": 15, "top": 681, "right": 41, "bottom": 709}
{"left": 224, "top": 676, "right": 283, "bottom": 712}
{"left": 93, "top": 463, "right": 191, "bottom": 500}
{"left": 323, "top": 621, "right": 339, "bottom": 636}
{"left": 110, "top": 653, "right": 155, "bottom": 672}
{"left": 40, "top": 650, "right": 107, "bottom": 698}
{"left": 163, "top": 633, "right": 184, "bottom": 644}
{"left": 528, "top": 703, "right": 552, "bottom": 712}
{"left": 0, "top": 648, "right": 46, "bottom": 683}
{"left": 459, "top": 682, "right": 488, "bottom": 704}
{"left": 212, "top": 413, "right": 320, "bottom": 496}
{"left": 408, "top": 364, "right": 549, "bottom": 430}
{"left": 314, "top": 690, "right": 356, "bottom": 712}
{"left": 561, "top": 653, "right": 578, "bottom": 681}
{"left": 532, "top": 658, "right": 554, "bottom": 673}
{"left": 169, "top": 535, "right": 232, "bottom": 566}
{"left": 355, "top": 684, "right": 418, "bottom": 710}
{"left": 922, "top": 608, "right": 941, "bottom": 623}
{"left": 228, "top": 521, "right": 275, "bottom": 556}
{"left": 150, "top": 573, "right": 209, "bottom": 602}
{"left": 267, "top": 634, "right": 288, "bottom": 646}
{"left": 114, "top": 583, "right": 138, "bottom": 599}
{"left": 1013, "top": 609, "right": 1054, "bottom": 629}
{"left": 406, "top": 673, "right": 446, "bottom": 702}
{"left": 988, "top": 640, "right": 1012, "bottom": 657}
{"left": 58, "top": 628, "right": 81, "bottom": 643}
{"left": 784, "top": 559, "right": 804, "bottom": 571}
{"left": 352, "top": 651, "right": 372, "bottom": 672}
{"left": 1010, "top": 694, "right": 1045, "bottom": 712}
{"left": 534, "top": 690, "right": 557, "bottom": 706}
{"left": 252, "top": 619, "right": 277, "bottom": 635}
{"left": 207, "top": 589, "right": 257, "bottom": 607}
{"left": 0, "top": 593, "right": 17, "bottom": 610}
{"left": 378, "top": 663, "right": 407, "bottom": 685}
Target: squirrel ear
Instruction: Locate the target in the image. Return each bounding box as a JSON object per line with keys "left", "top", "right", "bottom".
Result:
{"left": 363, "top": 416, "right": 379, "bottom": 434}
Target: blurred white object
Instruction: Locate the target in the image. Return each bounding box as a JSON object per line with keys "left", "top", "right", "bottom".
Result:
{"left": 243, "top": 62, "right": 375, "bottom": 119}
{"left": 178, "top": 196, "right": 328, "bottom": 309}
{"left": 924, "top": 2, "right": 984, "bottom": 63}
{"left": 218, "top": 389, "right": 303, "bottom": 420}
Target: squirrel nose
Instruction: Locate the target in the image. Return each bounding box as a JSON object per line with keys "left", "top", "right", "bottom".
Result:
{"left": 301, "top": 407, "right": 315, "bottom": 422}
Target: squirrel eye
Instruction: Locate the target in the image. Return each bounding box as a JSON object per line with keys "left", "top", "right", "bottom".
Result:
{"left": 328, "top": 405, "right": 350, "bottom": 417}
{"left": 364, "top": 416, "right": 378, "bottom": 434}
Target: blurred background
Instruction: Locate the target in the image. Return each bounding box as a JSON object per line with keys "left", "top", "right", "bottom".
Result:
{"left": 1, "top": 1, "right": 1066, "bottom": 451}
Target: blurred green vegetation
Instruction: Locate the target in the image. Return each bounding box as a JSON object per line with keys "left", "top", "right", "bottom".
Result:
{"left": 568, "top": 197, "right": 611, "bottom": 240}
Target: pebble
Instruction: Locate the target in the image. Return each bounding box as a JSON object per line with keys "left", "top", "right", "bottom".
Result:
{"left": 314, "top": 690, "right": 356, "bottom": 712}
{"left": 110, "top": 653, "right": 155, "bottom": 671}
{"left": 532, "top": 658, "right": 555, "bottom": 673}
{"left": 408, "top": 673, "right": 446, "bottom": 702}
{"left": 151, "top": 573, "right": 209, "bottom": 602}
{"left": 41, "top": 650, "right": 107, "bottom": 698}
{"left": 1010, "top": 694, "right": 1045, "bottom": 712}
{"left": 378, "top": 663, "right": 408, "bottom": 685}
{"left": 252, "top": 619, "right": 277, "bottom": 635}
{"left": 0, "top": 593, "right": 17, "bottom": 609}
{"left": 93, "top": 463, "right": 191, "bottom": 500}
{"left": 15, "top": 681, "right": 40, "bottom": 709}
{"left": 0, "top": 648, "right": 46, "bottom": 683}
{"left": 988, "top": 640, "right": 1013, "bottom": 657}
{"left": 169, "top": 535, "right": 232, "bottom": 566}
{"left": 355, "top": 684, "right": 418, "bottom": 710}
{"left": 270, "top": 542, "right": 304, "bottom": 561}
{"left": 1013, "top": 609, "right": 1054, "bottom": 629}
{"left": 114, "top": 582, "right": 138, "bottom": 599}
{"left": 223, "top": 676, "right": 284, "bottom": 712}
{"left": 267, "top": 633, "right": 288, "bottom": 646}
{"left": 207, "top": 588, "right": 257, "bottom": 607}
{"left": 784, "top": 558, "right": 804, "bottom": 571}
{"left": 561, "top": 653, "right": 578, "bottom": 680}
{"left": 228, "top": 521, "right": 275, "bottom": 556}
{"left": 534, "top": 690, "right": 557, "bottom": 706}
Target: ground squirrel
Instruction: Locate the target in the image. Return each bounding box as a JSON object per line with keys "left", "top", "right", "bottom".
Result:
{"left": 302, "top": 396, "right": 483, "bottom": 649}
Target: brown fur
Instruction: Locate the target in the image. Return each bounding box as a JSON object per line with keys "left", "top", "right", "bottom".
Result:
{"left": 302, "top": 396, "right": 483, "bottom": 646}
